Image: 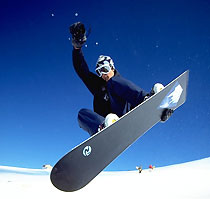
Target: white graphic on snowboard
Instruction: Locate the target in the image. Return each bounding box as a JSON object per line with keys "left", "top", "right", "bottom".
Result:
{"left": 83, "top": 146, "right": 92, "bottom": 157}
{"left": 159, "top": 82, "right": 183, "bottom": 109}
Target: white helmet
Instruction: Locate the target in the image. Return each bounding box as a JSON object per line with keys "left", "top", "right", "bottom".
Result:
{"left": 96, "top": 55, "right": 114, "bottom": 69}
{"left": 95, "top": 55, "right": 115, "bottom": 77}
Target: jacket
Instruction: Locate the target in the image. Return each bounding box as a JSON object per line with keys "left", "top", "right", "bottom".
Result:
{"left": 72, "top": 48, "right": 146, "bottom": 117}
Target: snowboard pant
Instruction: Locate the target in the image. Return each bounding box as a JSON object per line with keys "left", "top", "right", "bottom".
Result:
{"left": 78, "top": 108, "right": 105, "bottom": 136}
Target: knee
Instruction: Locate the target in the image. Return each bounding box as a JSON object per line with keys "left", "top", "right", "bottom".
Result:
{"left": 78, "top": 108, "right": 89, "bottom": 118}
{"left": 78, "top": 108, "right": 88, "bottom": 116}
{"left": 78, "top": 109, "right": 87, "bottom": 128}
{"left": 78, "top": 108, "right": 86, "bottom": 115}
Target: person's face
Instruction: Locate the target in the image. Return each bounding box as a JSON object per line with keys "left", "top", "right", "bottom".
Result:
{"left": 101, "top": 69, "right": 115, "bottom": 82}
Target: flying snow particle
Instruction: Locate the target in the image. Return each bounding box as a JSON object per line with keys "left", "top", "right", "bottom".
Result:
{"left": 68, "top": 37, "right": 71, "bottom": 41}
{"left": 95, "top": 42, "right": 99, "bottom": 46}
{"left": 85, "top": 44, "right": 88, "bottom": 48}
{"left": 51, "top": 13, "right": 55, "bottom": 17}
{"left": 75, "top": 13, "right": 79, "bottom": 17}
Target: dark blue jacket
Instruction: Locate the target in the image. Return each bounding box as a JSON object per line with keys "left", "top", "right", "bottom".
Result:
{"left": 72, "top": 48, "right": 147, "bottom": 117}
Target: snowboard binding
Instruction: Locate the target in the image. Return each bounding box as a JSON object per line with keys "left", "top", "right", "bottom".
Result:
{"left": 161, "top": 108, "right": 174, "bottom": 122}
{"left": 69, "top": 22, "right": 87, "bottom": 48}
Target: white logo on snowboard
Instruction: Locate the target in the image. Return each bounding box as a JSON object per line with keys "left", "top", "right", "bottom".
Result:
{"left": 83, "top": 146, "right": 92, "bottom": 157}
{"left": 159, "top": 82, "right": 183, "bottom": 109}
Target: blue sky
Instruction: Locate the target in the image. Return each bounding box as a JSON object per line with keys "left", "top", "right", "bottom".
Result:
{"left": 1, "top": 0, "right": 210, "bottom": 170}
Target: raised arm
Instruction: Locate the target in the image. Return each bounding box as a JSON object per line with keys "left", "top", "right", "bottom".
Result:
{"left": 72, "top": 48, "right": 101, "bottom": 95}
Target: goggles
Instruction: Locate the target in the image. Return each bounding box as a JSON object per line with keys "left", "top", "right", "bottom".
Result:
{"left": 95, "top": 64, "right": 112, "bottom": 77}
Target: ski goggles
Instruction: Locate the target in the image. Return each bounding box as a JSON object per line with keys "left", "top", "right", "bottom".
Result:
{"left": 95, "top": 64, "right": 112, "bottom": 77}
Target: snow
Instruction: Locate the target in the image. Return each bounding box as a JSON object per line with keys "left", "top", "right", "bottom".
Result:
{"left": 1, "top": 157, "right": 210, "bottom": 199}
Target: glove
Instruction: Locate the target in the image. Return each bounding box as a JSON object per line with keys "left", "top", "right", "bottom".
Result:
{"left": 69, "top": 22, "right": 87, "bottom": 49}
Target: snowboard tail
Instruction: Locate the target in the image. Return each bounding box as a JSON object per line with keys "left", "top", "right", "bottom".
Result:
{"left": 50, "top": 70, "right": 189, "bottom": 192}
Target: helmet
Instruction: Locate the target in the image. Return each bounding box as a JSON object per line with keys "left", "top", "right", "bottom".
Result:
{"left": 96, "top": 55, "right": 114, "bottom": 69}
{"left": 95, "top": 55, "right": 115, "bottom": 77}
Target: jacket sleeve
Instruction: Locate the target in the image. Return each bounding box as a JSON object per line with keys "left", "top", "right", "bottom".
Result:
{"left": 72, "top": 48, "right": 102, "bottom": 96}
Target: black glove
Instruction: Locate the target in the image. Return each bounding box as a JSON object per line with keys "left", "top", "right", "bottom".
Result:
{"left": 69, "top": 22, "right": 87, "bottom": 49}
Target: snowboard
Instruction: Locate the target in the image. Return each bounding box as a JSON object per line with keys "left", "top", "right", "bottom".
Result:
{"left": 50, "top": 70, "right": 189, "bottom": 192}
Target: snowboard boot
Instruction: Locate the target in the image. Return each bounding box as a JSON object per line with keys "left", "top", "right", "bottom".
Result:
{"left": 105, "top": 113, "right": 119, "bottom": 127}
{"left": 161, "top": 108, "right": 174, "bottom": 122}
{"left": 144, "top": 83, "right": 165, "bottom": 101}
{"left": 152, "top": 83, "right": 164, "bottom": 94}
{"left": 98, "top": 113, "right": 119, "bottom": 132}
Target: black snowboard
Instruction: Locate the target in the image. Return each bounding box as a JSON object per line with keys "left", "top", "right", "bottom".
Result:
{"left": 50, "top": 70, "right": 189, "bottom": 192}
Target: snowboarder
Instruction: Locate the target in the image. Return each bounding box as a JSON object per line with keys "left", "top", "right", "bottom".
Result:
{"left": 149, "top": 164, "right": 155, "bottom": 170}
{"left": 136, "top": 165, "right": 143, "bottom": 173}
{"left": 70, "top": 22, "right": 172, "bottom": 136}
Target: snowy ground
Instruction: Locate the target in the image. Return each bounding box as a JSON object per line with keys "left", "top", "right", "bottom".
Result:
{"left": 1, "top": 157, "right": 210, "bottom": 199}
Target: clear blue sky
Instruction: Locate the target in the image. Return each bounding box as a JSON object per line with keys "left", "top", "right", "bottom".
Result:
{"left": 1, "top": 0, "right": 210, "bottom": 170}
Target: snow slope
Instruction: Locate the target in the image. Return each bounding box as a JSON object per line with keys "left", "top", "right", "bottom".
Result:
{"left": 1, "top": 157, "right": 210, "bottom": 199}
